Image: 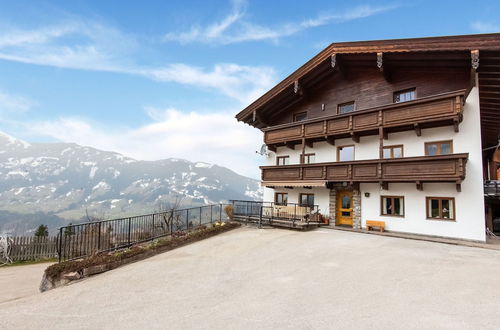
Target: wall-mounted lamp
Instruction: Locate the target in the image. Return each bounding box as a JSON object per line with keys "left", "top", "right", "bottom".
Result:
{"left": 364, "top": 192, "right": 370, "bottom": 198}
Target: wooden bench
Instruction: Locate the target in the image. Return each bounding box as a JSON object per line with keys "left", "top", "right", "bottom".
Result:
{"left": 366, "top": 220, "right": 386, "bottom": 232}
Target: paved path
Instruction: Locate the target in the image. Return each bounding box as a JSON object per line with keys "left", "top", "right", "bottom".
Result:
{"left": 1, "top": 227, "right": 500, "bottom": 329}
{"left": 0, "top": 262, "right": 52, "bottom": 304}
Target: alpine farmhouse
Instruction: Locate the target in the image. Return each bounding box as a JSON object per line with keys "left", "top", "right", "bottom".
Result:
{"left": 236, "top": 34, "right": 500, "bottom": 242}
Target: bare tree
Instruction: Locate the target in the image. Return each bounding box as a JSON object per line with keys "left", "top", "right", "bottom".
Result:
{"left": 156, "top": 195, "right": 185, "bottom": 234}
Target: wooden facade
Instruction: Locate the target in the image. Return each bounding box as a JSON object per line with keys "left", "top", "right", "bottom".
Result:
{"left": 261, "top": 154, "right": 468, "bottom": 191}
{"left": 264, "top": 90, "right": 465, "bottom": 148}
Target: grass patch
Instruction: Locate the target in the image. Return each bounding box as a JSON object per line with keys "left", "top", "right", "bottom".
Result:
{"left": 1, "top": 258, "right": 57, "bottom": 268}
{"left": 45, "top": 222, "right": 240, "bottom": 279}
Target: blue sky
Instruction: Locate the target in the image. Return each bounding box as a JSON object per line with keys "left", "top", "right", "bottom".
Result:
{"left": 0, "top": 0, "right": 499, "bottom": 178}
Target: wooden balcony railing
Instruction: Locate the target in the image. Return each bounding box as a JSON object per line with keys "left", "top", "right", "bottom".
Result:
{"left": 263, "top": 90, "right": 465, "bottom": 147}
{"left": 261, "top": 153, "right": 468, "bottom": 191}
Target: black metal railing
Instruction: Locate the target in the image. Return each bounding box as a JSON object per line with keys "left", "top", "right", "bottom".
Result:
{"left": 485, "top": 180, "right": 500, "bottom": 197}
{"left": 231, "top": 200, "right": 321, "bottom": 227}
{"left": 57, "top": 204, "right": 231, "bottom": 262}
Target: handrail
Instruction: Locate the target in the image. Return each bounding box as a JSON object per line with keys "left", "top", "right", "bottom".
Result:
{"left": 260, "top": 153, "right": 469, "bottom": 169}
{"left": 57, "top": 203, "right": 231, "bottom": 262}
{"left": 262, "top": 89, "right": 466, "bottom": 132}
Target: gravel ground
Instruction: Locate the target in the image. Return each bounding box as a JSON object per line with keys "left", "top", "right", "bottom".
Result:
{"left": 1, "top": 227, "right": 500, "bottom": 329}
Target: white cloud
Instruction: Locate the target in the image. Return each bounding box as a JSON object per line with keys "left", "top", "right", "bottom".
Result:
{"left": 23, "top": 108, "right": 263, "bottom": 178}
{"left": 0, "top": 90, "right": 33, "bottom": 116}
{"left": 0, "top": 20, "right": 276, "bottom": 105}
{"left": 163, "top": 2, "right": 398, "bottom": 45}
{"left": 470, "top": 21, "right": 500, "bottom": 33}
{"left": 141, "top": 63, "right": 275, "bottom": 104}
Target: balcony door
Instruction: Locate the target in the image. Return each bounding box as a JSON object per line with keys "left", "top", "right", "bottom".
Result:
{"left": 336, "top": 190, "right": 353, "bottom": 226}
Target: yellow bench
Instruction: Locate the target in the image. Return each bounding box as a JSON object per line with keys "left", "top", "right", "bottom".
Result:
{"left": 366, "top": 220, "right": 385, "bottom": 232}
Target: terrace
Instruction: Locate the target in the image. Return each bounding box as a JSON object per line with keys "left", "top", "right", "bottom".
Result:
{"left": 261, "top": 153, "right": 468, "bottom": 191}
{"left": 263, "top": 90, "right": 465, "bottom": 150}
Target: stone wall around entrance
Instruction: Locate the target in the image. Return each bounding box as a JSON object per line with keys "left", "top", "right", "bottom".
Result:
{"left": 328, "top": 184, "right": 361, "bottom": 229}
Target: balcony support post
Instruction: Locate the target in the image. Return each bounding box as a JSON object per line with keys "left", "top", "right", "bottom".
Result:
{"left": 379, "top": 181, "right": 388, "bottom": 190}
{"left": 453, "top": 118, "right": 460, "bottom": 133}
{"left": 416, "top": 181, "right": 423, "bottom": 191}
{"left": 350, "top": 132, "right": 360, "bottom": 143}
{"left": 414, "top": 123, "right": 421, "bottom": 137}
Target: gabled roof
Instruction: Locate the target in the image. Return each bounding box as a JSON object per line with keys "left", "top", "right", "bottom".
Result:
{"left": 236, "top": 33, "right": 500, "bottom": 122}
{"left": 235, "top": 33, "right": 500, "bottom": 147}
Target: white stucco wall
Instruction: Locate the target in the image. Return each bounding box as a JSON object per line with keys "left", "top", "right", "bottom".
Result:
{"left": 263, "top": 87, "right": 485, "bottom": 241}
{"left": 359, "top": 87, "right": 485, "bottom": 241}
{"left": 263, "top": 186, "right": 330, "bottom": 216}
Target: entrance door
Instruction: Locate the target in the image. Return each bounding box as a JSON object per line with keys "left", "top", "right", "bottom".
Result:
{"left": 336, "top": 190, "right": 353, "bottom": 226}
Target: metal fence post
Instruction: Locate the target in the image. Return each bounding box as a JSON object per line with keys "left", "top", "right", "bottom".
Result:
{"left": 97, "top": 222, "right": 102, "bottom": 250}
{"left": 210, "top": 205, "right": 213, "bottom": 223}
{"left": 127, "top": 217, "right": 132, "bottom": 246}
{"left": 186, "top": 209, "right": 189, "bottom": 230}
{"left": 200, "top": 207, "right": 202, "bottom": 226}
{"left": 259, "top": 205, "right": 263, "bottom": 229}
{"left": 58, "top": 227, "right": 63, "bottom": 263}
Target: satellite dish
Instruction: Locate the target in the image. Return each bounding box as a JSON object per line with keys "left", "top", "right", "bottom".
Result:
{"left": 256, "top": 144, "right": 270, "bottom": 156}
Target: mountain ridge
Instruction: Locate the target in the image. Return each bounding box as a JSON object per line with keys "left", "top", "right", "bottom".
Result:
{"left": 0, "top": 132, "right": 262, "bottom": 234}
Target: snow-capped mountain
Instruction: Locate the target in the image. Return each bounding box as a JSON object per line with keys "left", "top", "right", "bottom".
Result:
{"left": 0, "top": 131, "right": 262, "bottom": 234}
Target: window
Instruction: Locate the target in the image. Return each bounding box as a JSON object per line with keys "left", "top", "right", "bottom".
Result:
{"left": 338, "top": 101, "right": 355, "bottom": 114}
{"left": 426, "top": 197, "right": 455, "bottom": 220}
{"left": 381, "top": 196, "right": 405, "bottom": 216}
{"left": 293, "top": 112, "right": 307, "bottom": 122}
{"left": 275, "top": 192, "right": 288, "bottom": 206}
{"left": 337, "top": 145, "right": 354, "bottom": 161}
{"left": 301, "top": 153, "right": 315, "bottom": 164}
{"left": 425, "top": 140, "right": 453, "bottom": 156}
{"left": 394, "top": 88, "right": 416, "bottom": 103}
{"left": 299, "top": 193, "right": 314, "bottom": 208}
{"left": 382, "top": 145, "right": 404, "bottom": 159}
{"left": 276, "top": 156, "right": 290, "bottom": 166}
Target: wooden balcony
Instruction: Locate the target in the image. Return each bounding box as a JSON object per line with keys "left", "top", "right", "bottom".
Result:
{"left": 261, "top": 153, "right": 468, "bottom": 191}
{"left": 263, "top": 90, "right": 465, "bottom": 148}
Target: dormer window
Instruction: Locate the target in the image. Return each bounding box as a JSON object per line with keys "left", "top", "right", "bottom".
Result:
{"left": 293, "top": 112, "right": 307, "bottom": 122}
{"left": 338, "top": 101, "right": 355, "bottom": 114}
{"left": 394, "top": 88, "right": 416, "bottom": 103}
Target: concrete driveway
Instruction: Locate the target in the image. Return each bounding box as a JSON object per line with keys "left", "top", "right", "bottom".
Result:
{"left": 0, "top": 262, "right": 53, "bottom": 304}
{"left": 1, "top": 227, "right": 500, "bottom": 329}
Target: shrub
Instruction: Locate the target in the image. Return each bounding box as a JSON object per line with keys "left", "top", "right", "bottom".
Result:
{"left": 45, "top": 222, "right": 240, "bottom": 279}
{"left": 224, "top": 205, "right": 234, "bottom": 220}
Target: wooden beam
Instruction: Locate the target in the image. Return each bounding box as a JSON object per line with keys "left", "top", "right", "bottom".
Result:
{"left": 379, "top": 127, "right": 388, "bottom": 140}
{"left": 304, "top": 139, "right": 313, "bottom": 148}
{"left": 304, "top": 186, "right": 312, "bottom": 190}
{"left": 293, "top": 80, "right": 303, "bottom": 96}
{"left": 284, "top": 186, "right": 294, "bottom": 190}
{"left": 331, "top": 53, "right": 337, "bottom": 69}
{"left": 351, "top": 132, "right": 360, "bottom": 143}
{"left": 414, "top": 123, "right": 421, "bottom": 137}
{"left": 456, "top": 182, "right": 462, "bottom": 192}
{"left": 471, "top": 49, "right": 480, "bottom": 71}
{"left": 416, "top": 181, "right": 423, "bottom": 191}
{"left": 379, "top": 181, "right": 388, "bottom": 190}
{"left": 326, "top": 136, "right": 335, "bottom": 146}
{"left": 285, "top": 142, "right": 295, "bottom": 150}
{"left": 453, "top": 118, "right": 460, "bottom": 133}
{"left": 267, "top": 144, "right": 277, "bottom": 152}
{"left": 377, "top": 52, "right": 383, "bottom": 70}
